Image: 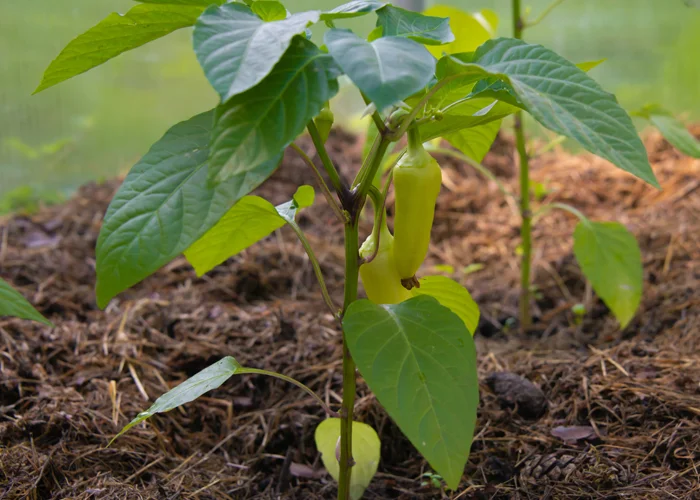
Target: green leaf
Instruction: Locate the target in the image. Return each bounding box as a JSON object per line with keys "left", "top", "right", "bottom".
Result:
{"left": 193, "top": 3, "right": 319, "bottom": 101}
{"left": 111, "top": 356, "right": 244, "bottom": 443}
{"left": 325, "top": 29, "right": 436, "bottom": 111}
{"left": 95, "top": 111, "right": 280, "bottom": 308}
{"left": 135, "top": 0, "right": 224, "bottom": 5}
{"left": 185, "top": 186, "right": 314, "bottom": 275}
{"left": 423, "top": 6, "right": 492, "bottom": 58}
{"left": 573, "top": 221, "right": 643, "bottom": 328}
{"left": 35, "top": 4, "right": 204, "bottom": 93}
{"left": 320, "top": 0, "right": 386, "bottom": 21}
{"left": 343, "top": 295, "right": 479, "bottom": 490}
{"left": 576, "top": 58, "right": 606, "bottom": 72}
{"left": 209, "top": 37, "right": 338, "bottom": 182}
{"left": 315, "top": 419, "right": 380, "bottom": 500}
{"left": 375, "top": 5, "right": 454, "bottom": 45}
{"left": 464, "top": 38, "right": 658, "bottom": 187}
{"left": 410, "top": 277, "right": 480, "bottom": 335}
{"left": 633, "top": 106, "right": 700, "bottom": 158}
{"left": 0, "top": 278, "right": 52, "bottom": 326}
{"left": 251, "top": 1, "right": 287, "bottom": 21}
{"left": 443, "top": 120, "right": 501, "bottom": 162}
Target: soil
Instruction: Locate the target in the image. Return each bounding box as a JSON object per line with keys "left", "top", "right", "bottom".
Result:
{"left": 1, "top": 128, "right": 699, "bottom": 500}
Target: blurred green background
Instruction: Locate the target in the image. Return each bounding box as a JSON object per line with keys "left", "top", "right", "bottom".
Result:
{"left": 1, "top": 0, "right": 699, "bottom": 209}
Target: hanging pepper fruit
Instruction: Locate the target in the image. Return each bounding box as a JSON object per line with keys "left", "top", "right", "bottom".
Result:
{"left": 359, "top": 214, "right": 412, "bottom": 305}
{"left": 314, "top": 105, "right": 334, "bottom": 144}
{"left": 392, "top": 126, "right": 442, "bottom": 289}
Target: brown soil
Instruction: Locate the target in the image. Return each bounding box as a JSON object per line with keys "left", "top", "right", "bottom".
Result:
{"left": 1, "top": 128, "right": 699, "bottom": 500}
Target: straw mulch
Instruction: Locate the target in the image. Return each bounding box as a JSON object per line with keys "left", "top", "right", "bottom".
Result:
{"left": 1, "top": 128, "right": 698, "bottom": 499}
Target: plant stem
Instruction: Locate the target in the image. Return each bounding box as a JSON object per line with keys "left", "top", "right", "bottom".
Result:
{"left": 513, "top": 0, "right": 532, "bottom": 330}
{"left": 532, "top": 202, "right": 590, "bottom": 225}
{"left": 308, "top": 121, "right": 347, "bottom": 195}
{"left": 338, "top": 222, "right": 359, "bottom": 500}
{"left": 526, "top": 0, "right": 567, "bottom": 29}
{"left": 290, "top": 143, "right": 346, "bottom": 223}
{"left": 241, "top": 368, "right": 339, "bottom": 417}
{"left": 361, "top": 91, "right": 386, "bottom": 135}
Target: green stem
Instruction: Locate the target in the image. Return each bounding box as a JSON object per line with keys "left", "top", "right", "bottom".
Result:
{"left": 361, "top": 92, "right": 386, "bottom": 135}
{"left": 338, "top": 222, "right": 359, "bottom": 500}
{"left": 532, "top": 202, "right": 589, "bottom": 225}
{"left": 287, "top": 221, "right": 341, "bottom": 320}
{"left": 290, "top": 143, "right": 346, "bottom": 223}
{"left": 308, "top": 121, "right": 346, "bottom": 194}
{"left": 355, "top": 138, "right": 391, "bottom": 199}
{"left": 525, "top": 0, "right": 567, "bottom": 29}
{"left": 241, "top": 368, "right": 338, "bottom": 417}
{"left": 513, "top": 0, "right": 532, "bottom": 331}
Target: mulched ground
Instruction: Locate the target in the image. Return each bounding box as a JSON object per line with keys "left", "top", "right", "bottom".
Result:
{"left": 1, "top": 128, "right": 699, "bottom": 499}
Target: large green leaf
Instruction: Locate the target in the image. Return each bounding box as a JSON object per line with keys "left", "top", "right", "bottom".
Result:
{"left": 343, "top": 295, "right": 479, "bottom": 490}
{"left": 573, "top": 221, "right": 643, "bottom": 328}
{"left": 325, "top": 29, "right": 436, "bottom": 111}
{"left": 315, "top": 419, "right": 380, "bottom": 500}
{"left": 320, "top": 0, "right": 386, "bottom": 21}
{"left": 411, "top": 276, "right": 479, "bottom": 334}
{"left": 375, "top": 5, "right": 454, "bottom": 45}
{"left": 633, "top": 106, "right": 700, "bottom": 158}
{"left": 423, "top": 6, "right": 492, "bottom": 58}
{"left": 463, "top": 38, "right": 658, "bottom": 187}
{"left": 193, "top": 3, "right": 319, "bottom": 101}
{"left": 35, "top": 4, "right": 204, "bottom": 93}
{"left": 443, "top": 120, "right": 502, "bottom": 162}
{"left": 185, "top": 186, "right": 314, "bottom": 276}
{"left": 111, "top": 356, "right": 244, "bottom": 443}
{"left": 95, "top": 111, "right": 280, "bottom": 308}
{"left": 209, "top": 37, "right": 338, "bottom": 182}
{"left": 0, "top": 278, "right": 52, "bottom": 326}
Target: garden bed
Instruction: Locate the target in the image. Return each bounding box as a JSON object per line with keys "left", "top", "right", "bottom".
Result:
{"left": 1, "top": 129, "right": 699, "bottom": 499}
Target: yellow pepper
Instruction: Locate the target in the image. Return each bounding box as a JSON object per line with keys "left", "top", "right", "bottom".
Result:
{"left": 359, "top": 216, "right": 412, "bottom": 305}
{"left": 392, "top": 127, "right": 442, "bottom": 288}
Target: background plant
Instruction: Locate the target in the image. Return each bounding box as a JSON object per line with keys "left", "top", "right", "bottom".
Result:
{"left": 35, "top": 0, "right": 667, "bottom": 497}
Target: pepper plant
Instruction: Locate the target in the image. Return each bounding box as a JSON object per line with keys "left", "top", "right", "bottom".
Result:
{"left": 36, "top": 0, "right": 660, "bottom": 497}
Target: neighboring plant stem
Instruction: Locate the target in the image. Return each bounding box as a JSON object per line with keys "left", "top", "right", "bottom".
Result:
{"left": 513, "top": 0, "right": 533, "bottom": 330}
{"left": 526, "top": 0, "right": 567, "bottom": 28}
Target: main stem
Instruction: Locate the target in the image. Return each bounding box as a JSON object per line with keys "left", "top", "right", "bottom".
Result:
{"left": 338, "top": 222, "right": 359, "bottom": 500}
{"left": 513, "top": 0, "right": 533, "bottom": 330}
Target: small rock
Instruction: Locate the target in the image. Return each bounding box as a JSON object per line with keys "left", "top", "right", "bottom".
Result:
{"left": 485, "top": 372, "right": 547, "bottom": 419}
{"left": 551, "top": 425, "right": 597, "bottom": 443}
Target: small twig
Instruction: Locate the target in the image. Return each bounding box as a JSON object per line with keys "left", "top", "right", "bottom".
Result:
{"left": 525, "top": 0, "right": 567, "bottom": 28}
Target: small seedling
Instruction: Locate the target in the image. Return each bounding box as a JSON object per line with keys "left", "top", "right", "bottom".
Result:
{"left": 35, "top": 1, "right": 662, "bottom": 497}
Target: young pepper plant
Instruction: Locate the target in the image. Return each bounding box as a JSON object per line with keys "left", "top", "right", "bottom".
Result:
{"left": 36, "top": 1, "right": 658, "bottom": 497}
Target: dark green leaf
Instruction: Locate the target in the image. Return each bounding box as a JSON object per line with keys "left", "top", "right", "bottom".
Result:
{"left": 376, "top": 5, "right": 454, "bottom": 45}
{"left": 315, "top": 419, "right": 380, "bottom": 500}
{"left": 35, "top": 4, "right": 204, "bottom": 93}
{"left": 194, "top": 3, "right": 319, "bottom": 101}
{"left": 633, "top": 106, "right": 700, "bottom": 158}
{"left": 95, "top": 111, "right": 280, "bottom": 308}
{"left": 320, "top": 0, "right": 386, "bottom": 21}
{"left": 111, "top": 356, "right": 243, "bottom": 443}
{"left": 464, "top": 38, "right": 658, "bottom": 187}
{"left": 325, "top": 29, "right": 435, "bottom": 111}
{"left": 184, "top": 186, "right": 314, "bottom": 276}
{"left": 251, "top": 1, "right": 287, "bottom": 21}
{"left": 343, "top": 295, "right": 479, "bottom": 490}
{"left": 0, "top": 278, "right": 52, "bottom": 326}
{"left": 573, "top": 221, "right": 642, "bottom": 328}
{"left": 209, "top": 37, "right": 338, "bottom": 182}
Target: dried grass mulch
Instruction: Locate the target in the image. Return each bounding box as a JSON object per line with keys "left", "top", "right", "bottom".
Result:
{"left": 1, "top": 128, "right": 699, "bottom": 499}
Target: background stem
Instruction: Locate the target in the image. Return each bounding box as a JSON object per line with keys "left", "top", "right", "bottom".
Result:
{"left": 513, "top": 0, "right": 533, "bottom": 330}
